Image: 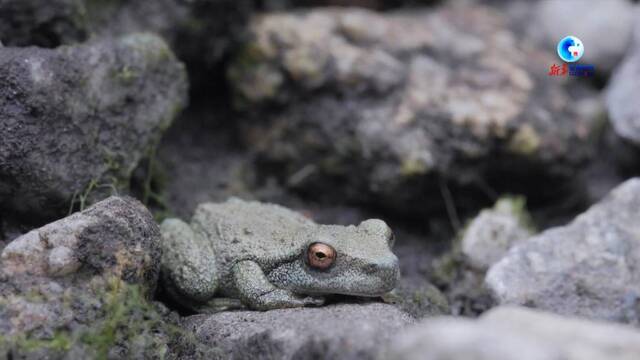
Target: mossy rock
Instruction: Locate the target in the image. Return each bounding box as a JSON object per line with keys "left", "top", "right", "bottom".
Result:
{"left": 0, "top": 276, "right": 216, "bottom": 359}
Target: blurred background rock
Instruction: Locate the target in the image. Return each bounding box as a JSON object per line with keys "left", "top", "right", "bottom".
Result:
{"left": 3, "top": 0, "right": 640, "bottom": 359}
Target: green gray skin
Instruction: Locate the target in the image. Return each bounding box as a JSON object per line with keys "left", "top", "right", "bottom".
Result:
{"left": 160, "top": 198, "right": 400, "bottom": 311}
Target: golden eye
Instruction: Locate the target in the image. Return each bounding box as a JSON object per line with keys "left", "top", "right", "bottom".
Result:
{"left": 307, "top": 242, "right": 336, "bottom": 270}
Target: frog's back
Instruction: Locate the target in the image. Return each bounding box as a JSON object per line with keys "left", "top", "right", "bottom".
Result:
{"left": 191, "top": 198, "right": 314, "bottom": 268}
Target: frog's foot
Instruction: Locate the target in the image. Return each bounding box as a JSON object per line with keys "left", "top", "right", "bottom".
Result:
{"left": 193, "top": 298, "right": 246, "bottom": 314}
{"left": 301, "top": 294, "right": 325, "bottom": 307}
{"left": 233, "top": 260, "right": 326, "bottom": 311}
{"left": 254, "top": 289, "right": 325, "bottom": 310}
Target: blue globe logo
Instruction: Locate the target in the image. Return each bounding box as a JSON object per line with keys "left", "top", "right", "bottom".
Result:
{"left": 557, "top": 36, "right": 584, "bottom": 62}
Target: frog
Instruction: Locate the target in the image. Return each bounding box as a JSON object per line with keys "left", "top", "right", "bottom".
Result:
{"left": 159, "top": 198, "right": 400, "bottom": 311}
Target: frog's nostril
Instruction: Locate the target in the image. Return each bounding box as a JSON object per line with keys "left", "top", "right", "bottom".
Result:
{"left": 364, "top": 263, "right": 378, "bottom": 273}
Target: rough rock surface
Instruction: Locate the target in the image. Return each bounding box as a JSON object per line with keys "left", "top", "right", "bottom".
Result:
{"left": 486, "top": 178, "right": 640, "bottom": 324}
{"left": 426, "top": 197, "right": 534, "bottom": 316}
{"left": 526, "top": 0, "right": 635, "bottom": 74}
{"left": 230, "top": 6, "right": 600, "bottom": 213}
{"left": 0, "top": 0, "right": 87, "bottom": 47}
{"left": 86, "top": 0, "right": 253, "bottom": 82}
{"left": 607, "top": 23, "right": 640, "bottom": 148}
{"left": 385, "top": 306, "right": 640, "bottom": 360}
{"left": 0, "top": 0, "right": 253, "bottom": 73}
{"left": 461, "top": 196, "right": 533, "bottom": 270}
{"left": 0, "top": 33, "right": 187, "bottom": 220}
{"left": 383, "top": 280, "right": 450, "bottom": 319}
{"left": 1, "top": 196, "right": 161, "bottom": 290}
{"left": 184, "top": 303, "right": 413, "bottom": 360}
{"left": 0, "top": 197, "right": 211, "bottom": 358}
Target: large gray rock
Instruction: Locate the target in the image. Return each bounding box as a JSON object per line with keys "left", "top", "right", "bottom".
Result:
{"left": 386, "top": 306, "right": 640, "bottom": 360}
{"left": 184, "top": 303, "right": 414, "bottom": 360}
{"left": 486, "top": 178, "right": 640, "bottom": 323}
{"left": 0, "top": 0, "right": 87, "bottom": 47}
{"left": 526, "top": 0, "right": 635, "bottom": 74}
{"left": 230, "top": 6, "right": 600, "bottom": 214}
{"left": 0, "top": 33, "right": 187, "bottom": 220}
{"left": 461, "top": 196, "right": 534, "bottom": 271}
{"left": 607, "top": 22, "right": 640, "bottom": 148}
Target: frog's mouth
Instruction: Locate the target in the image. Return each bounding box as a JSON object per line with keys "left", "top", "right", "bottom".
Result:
{"left": 267, "top": 254, "right": 400, "bottom": 297}
{"left": 327, "top": 272, "right": 400, "bottom": 297}
{"left": 296, "top": 264, "right": 400, "bottom": 297}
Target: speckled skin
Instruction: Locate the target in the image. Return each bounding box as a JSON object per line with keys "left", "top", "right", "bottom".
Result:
{"left": 160, "top": 198, "right": 400, "bottom": 311}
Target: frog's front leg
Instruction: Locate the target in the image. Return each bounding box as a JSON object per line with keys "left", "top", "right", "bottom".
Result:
{"left": 232, "top": 260, "right": 324, "bottom": 310}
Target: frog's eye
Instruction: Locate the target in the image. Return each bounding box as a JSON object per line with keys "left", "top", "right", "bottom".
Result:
{"left": 307, "top": 242, "right": 336, "bottom": 270}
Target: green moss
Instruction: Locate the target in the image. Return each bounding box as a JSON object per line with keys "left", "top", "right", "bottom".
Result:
{"left": 71, "top": 0, "right": 89, "bottom": 31}
{"left": 228, "top": 43, "right": 284, "bottom": 104}
{"left": 400, "top": 157, "right": 431, "bottom": 176}
{"left": 430, "top": 251, "right": 462, "bottom": 286}
{"left": 115, "top": 65, "right": 137, "bottom": 84}
{"left": 588, "top": 108, "right": 610, "bottom": 143}
{"left": 383, "top": 283, "right": 450, "bottom": 318}
{"left": 17, "top": 332, "right": 73, "bottom": 353}
{"left": 508, "top": 124, "right": 541, "bottom": 156}
{"left": 493, "top": 195, "right": 536, "bottom": 233}
{"left": 140, "top": 141, "right": 172, "bottom": 221}
{"left": 67, "top": 176, "right": 120, "bottom": 215}
{"left": 1, "top": 276, "right": 213, "bottom": 359}
{"left": 82, "top": 278, "right": 211, "bottom": 359}
{"left": 1, "top": 328, "right": 73, "bottom": 357}
{"left": 119, "top": 33, "right": 175, "bottom": 63}
{"left": 81, "top": 278, "right": 156, "bottom": 358}
{"left": 232, "top": 43, "right": 269, "bottom": 72}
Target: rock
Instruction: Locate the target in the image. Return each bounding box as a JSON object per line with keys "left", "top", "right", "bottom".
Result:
{"left": 229, "top": 6, "right": 600, "bottom": 214}
{"left": 85, "top": 0, "right": 253, "bottom": 86}
{"left": 0, "top": 197, "right": 211, "bottom": 359}
{"left": 606, "top": 24, "right": 640, "bottom": 149}
{"left": 0, "top": 33, "right": 187, "bottom": 220}
{"left": 0, "top": 0, "right": 253, "bottom": 75}
{"left": 385, "top": 227, "right": 452, "bottom": 318}
{"left": 263, "top": 0, "right": 438, "bottom": 10}
{"left": 184, "top": 303, "right": 413, "bottom": 360}
{"left": 430, "top": 248, "right": 495, "bottom": 317}
{"left": 486, "top": 178, "right": 640, "bottom": 324}
{"left": 1, "top": 196, "right": 161, "bottom": 291}
{"left": 461, "top": 196, "right": 534, "bottom": 270}
{"left": 0, "top": 0, "right": 88, "bottom": 47}
{"left": 382, "top": 280, "right": 450, "bottom": 319}
{"left": 426, "top": 196, "right": 534, "bottom": 316}
{"left": 385, "top": 306, "right": 640, "bottom": 360}
{"left": 526, "top": 0, "right": 635, "bottom": 74}
{"left": 0, "top": 275, "right": 213, "bottom": 359}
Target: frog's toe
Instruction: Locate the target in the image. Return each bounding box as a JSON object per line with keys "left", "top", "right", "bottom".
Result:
{"left": 303, "top": 296, "right": 325, "bottom": 307}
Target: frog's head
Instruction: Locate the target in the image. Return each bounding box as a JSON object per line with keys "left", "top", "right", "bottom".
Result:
{"left": 268, "top": 219, "right": 400, "bottom": 297}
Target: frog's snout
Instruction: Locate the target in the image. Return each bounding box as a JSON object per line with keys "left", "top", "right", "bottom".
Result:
{"left": 366, "top": 254, "right": 400, "bottom": 292}
{"left": 364, "top": 256, "right": 398, "bottom": 274}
